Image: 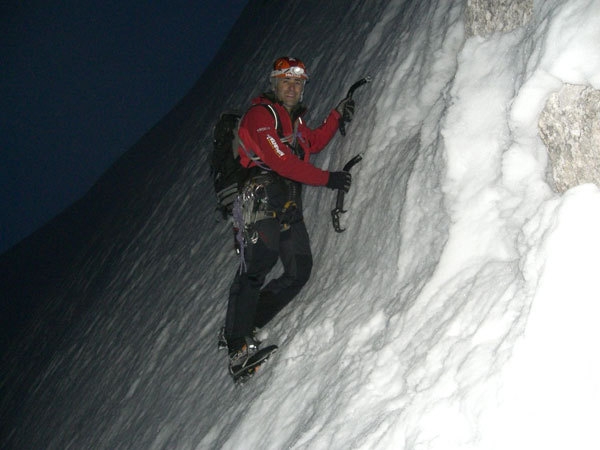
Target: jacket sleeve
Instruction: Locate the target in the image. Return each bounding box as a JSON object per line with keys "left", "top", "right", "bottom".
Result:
{"left": 239, "top": 106, "right": 331, "bottom": 186}
{"left": 299, "top": 109, "right": 342, "bottom": 155}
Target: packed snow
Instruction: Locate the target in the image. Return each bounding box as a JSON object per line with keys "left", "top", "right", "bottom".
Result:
{"left": 2, "top": 0, "right": 599, "bottom": 449}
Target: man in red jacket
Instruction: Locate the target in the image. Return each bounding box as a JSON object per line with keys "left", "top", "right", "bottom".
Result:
{"left": 225, "top": 56, "right": 355, "bottom": 374}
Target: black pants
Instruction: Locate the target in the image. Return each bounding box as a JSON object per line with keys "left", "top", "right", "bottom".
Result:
{"left": 225, "top": 217, "right": 312, "bottom": 351}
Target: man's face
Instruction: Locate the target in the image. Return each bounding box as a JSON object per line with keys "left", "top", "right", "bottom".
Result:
{"left": 274, "top": 77, "right": 305, "bottom": 110}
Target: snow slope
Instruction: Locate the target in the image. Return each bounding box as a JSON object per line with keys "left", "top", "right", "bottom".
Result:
{"left": 1, "top": 0, "right": 599, "bottom": 448}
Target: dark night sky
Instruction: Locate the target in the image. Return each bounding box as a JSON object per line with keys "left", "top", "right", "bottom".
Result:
{"left": 1, "top": 0, "right": 249, "bottom": 253}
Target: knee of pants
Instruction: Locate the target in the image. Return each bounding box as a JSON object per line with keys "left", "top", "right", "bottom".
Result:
{"left": 246, "top": 251, "right": 279, "bottom": 280}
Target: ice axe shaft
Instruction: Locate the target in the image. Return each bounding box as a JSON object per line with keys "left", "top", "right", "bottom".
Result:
{"left": 339, "top": 76, "right": 372, "bottom": 136}
{"left": 331, "top": 153, "right": 363, "bottom": 233}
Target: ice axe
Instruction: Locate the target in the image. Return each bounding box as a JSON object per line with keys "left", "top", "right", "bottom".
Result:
{"left": 331, "top": 153, "right": 363, "bottom": 233}
{"left": 339, "top": 76, "right": 372, "bottom": 136}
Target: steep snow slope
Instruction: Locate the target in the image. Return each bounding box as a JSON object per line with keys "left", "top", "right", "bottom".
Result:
{"left": 1, "top": 0, "right": 599, "bottom": 449}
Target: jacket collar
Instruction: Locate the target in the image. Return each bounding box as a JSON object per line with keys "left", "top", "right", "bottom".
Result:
{"left": 258, "top": 92, "right": 307, "bottom": 123}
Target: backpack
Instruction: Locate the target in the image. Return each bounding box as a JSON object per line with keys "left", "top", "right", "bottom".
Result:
{"left": 211, "top": 111, "right": 244, "bottom": 218}
{"left": 210, "top": 104, "right": 284, "bottom": 218}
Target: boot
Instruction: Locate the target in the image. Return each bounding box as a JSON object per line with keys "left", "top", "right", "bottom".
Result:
{"left": 218, "top": 326, "right": 263, "bottom": 351}
{"left": 228, "top": 336, "right": 259, "bottom": 374}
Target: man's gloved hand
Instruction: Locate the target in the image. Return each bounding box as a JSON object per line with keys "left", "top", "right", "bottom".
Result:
{"left": 326, "top": 171, "right": 352, "bottom": 192}
{"left": 336, "top": 97, "right": 355, "bottom": 123}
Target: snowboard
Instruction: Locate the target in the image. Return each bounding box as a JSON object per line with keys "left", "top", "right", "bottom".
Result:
{"left": 230, "top": 345, "right": 278, "bottom": 384}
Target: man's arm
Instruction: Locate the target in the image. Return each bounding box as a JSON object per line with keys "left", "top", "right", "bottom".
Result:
{"left": 299, "top": 109, "right": 342, "bottom": 155}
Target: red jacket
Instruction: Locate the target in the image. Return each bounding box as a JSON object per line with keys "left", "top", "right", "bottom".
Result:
{"left": 238, "top": 96, "right": 341, "bottom": 186}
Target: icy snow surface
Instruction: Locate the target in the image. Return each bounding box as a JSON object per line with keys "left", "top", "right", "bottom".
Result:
{"left": 2, "top": 0, "right": 600, "bottom": 449}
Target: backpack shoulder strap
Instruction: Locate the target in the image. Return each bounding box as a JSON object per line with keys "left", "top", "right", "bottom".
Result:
{"left": 253, "top": 103, "right": 298, "bottom": 150}
{"left": 251, "top": 103, "right": 283, "bottom": 138}
{"left": 237, "top": 103, "right": 279, "bottom": 171}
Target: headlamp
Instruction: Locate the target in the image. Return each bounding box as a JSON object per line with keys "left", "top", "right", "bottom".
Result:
{"left": 270, "top": 56, "right": 309, "bottom": 80}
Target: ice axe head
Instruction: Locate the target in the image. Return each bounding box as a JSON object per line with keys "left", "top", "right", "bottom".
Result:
{"left": 339, "top": 76, "right": 372, "bottom": 136}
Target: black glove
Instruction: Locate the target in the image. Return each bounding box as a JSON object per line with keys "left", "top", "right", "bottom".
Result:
{"left": 336, "top": 97, "right": 355, "bottom": 123}
{"left": 326, "top": 171, "right": 352, "bottom": 192}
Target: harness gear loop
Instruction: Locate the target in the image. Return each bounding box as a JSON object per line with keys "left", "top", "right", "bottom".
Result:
{"left": 232, "top": 175, "right": 277, "bottom": 273}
